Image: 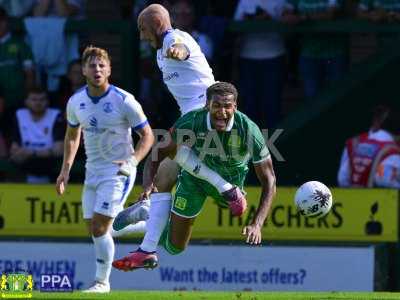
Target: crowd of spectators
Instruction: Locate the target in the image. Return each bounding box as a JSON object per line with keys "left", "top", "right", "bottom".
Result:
{"left": 0, "top": 0, "right": 398, "bottom": 183}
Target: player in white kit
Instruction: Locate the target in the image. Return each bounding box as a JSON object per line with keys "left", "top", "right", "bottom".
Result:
{"left": 55, "top": 46, "right": 154, "bottom": 292}
{"left": 113, "top": 4, "right": 247, "bottom": 269}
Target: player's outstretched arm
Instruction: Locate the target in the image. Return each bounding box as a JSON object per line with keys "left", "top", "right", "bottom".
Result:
{"left": 242, "top": 158, "right": 276, "bottom": 245}
{"left": 165, "top": 43, "right": 190, "bottom": 61}
{"left": 56, "top": 125, "right": 81, "bottom": 195}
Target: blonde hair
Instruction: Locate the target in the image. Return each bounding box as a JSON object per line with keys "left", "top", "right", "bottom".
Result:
{"left": 81, "top": 45, "right": 111, "bottom": 65}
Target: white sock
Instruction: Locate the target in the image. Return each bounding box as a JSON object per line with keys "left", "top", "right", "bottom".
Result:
{"left": 140, "top": 192, "right": 171, "bottom": 252}
{"left": 110, "top": 221, "right": 147, "bottom": 237}
{"left": 92, "top": 233, "right": 114, "bottom": 284}
{"left": 174, "top": 145, "right": 233, "bottom": 193}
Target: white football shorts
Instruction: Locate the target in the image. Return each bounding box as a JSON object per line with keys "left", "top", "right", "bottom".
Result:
{"left": 82, "top": 166, "right": 136, "bottom": 219}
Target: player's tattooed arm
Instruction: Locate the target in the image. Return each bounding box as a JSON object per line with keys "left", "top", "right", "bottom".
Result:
{"left": 166, "top": 43, "right": 190, "bottom": 60}
{"left": 242, "top": 158, "right": 276, "bottom": 245}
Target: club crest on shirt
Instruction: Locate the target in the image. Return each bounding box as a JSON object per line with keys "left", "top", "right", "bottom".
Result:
{"left": 103, "top": 102, "right": 113, "bottom": 113}
{"left": 174, "top": 197, "right": 187, "bottom": 210}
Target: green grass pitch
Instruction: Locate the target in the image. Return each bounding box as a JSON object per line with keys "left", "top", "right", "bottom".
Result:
{"left": 30, "top": 291, "right": 400, "bottom": 300}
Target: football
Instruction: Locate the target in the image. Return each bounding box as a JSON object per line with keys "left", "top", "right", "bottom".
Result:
{"left": 294, "top": 181, "right": 333, "bottom": 218}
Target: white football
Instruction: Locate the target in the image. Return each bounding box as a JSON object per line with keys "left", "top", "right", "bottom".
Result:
{"left": 294, "top": 181, "right": 333, "bottom": 218}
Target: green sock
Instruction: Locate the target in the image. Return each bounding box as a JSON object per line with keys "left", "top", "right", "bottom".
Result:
{"left": 160, "top": 225, "right": 183, "bottom": 255}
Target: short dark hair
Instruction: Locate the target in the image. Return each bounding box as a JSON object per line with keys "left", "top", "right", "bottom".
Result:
{"left": 206, "top": 82, "right": 238, "bottom": 103}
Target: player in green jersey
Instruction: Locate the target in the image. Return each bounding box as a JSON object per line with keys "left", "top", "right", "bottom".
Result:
{"left": 113, "top": 82, "right": 277, "bottom": 270}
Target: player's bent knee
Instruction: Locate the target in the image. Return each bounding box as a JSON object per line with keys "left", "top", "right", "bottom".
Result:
{"left": 91, "top": 216, "right": 112, "bottom": 237}
{"left": 154, "top": 158, "right": 179, "bottom": 192}
{"left": 92, "top": 225, "right": 108, "bottom": 237}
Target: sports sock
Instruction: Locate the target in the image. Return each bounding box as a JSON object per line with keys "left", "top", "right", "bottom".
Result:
{"left": 163, "top": 229, "right": 184, "bottom": 255}
{"left": 139, "top": 192, "right": 171, "bottom": 252}
{"left": 110, "top": 221, "right": 147, "bottom": 237}
{"left": 92, "top": 233, "right": 114, "bottom": 284}
{"left": 174, "top": 145, "right": 233, "bottom": 193}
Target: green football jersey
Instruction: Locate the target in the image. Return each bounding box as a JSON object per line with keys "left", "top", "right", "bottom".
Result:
{"left": 171, "top": 108, "right": 270, "bottom": 186}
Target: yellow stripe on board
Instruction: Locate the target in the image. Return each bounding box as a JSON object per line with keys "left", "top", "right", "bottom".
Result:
{"left": 0, "top": 184, "right": 397, "bottom": 241}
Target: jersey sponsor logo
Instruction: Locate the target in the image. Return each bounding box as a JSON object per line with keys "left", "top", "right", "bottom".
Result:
{"left": 89, "top": 117, "right": 97, "bottom": 127}
{"left": 103, "top": 102, "right": 113, "bottom": 113}
{"left": 227, "top": 135, "right": 241, "bottom": 149}
{"left": 79, "top": 103, "right": 85, "bottom": 110}
{"left": 174, "top": 197, "right": 187, "bottom": 210}
{"left": 101, "top": 202, "right": 109, "bottom": 209}
{"left": 164, "top": 72, "right": 179, "bottom": 82}
{"left": 84, "top": 116, "right": 106, "bottom": 134}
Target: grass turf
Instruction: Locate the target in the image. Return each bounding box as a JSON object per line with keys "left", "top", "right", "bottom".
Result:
{"left": 27, "top": 291, "right": 400, "bottom": 300}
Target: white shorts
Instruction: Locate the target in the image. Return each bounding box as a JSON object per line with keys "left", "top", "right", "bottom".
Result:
{"left": 82, "top": 167, "right": 136, "bottom": 219}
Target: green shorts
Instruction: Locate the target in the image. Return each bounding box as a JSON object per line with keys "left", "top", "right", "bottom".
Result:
{"left": 171, "top": 170, "right": 244, "bottom": 218}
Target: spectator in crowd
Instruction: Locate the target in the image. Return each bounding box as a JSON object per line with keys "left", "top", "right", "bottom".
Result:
{"left": 33, "top": 0, "right": 85, "bottom": 19}
{"left": 171, "top": 0, "right": 214, "bottom": 62}
{"left": 337, "top": 105, "right": 400, "bottom": 188}
{"left": 0, "top": 0, "right": 35, "bottom": 17}
{"left": 234, "top": 0, "right": 286, "bottom": 129}
{"left": 0, "top": 7, "right": 35, "bottom": 113}
{"left": 10, "top": 86, "right": 64, "bottom": 183}
{"left": 25, "top": 0, "right": 84, "bottom": 93}
{"left": 197, "top": 1, "right": 230, "bottom": 81}
{"left": 54, "top": 59, "right": 85, "bottom": 110}
{"left": 357, "top": 0, "right": 400, "bottom": 23}
{"left": 282, "top": 0, "right": 347, "bottom": 100}
{"left": 357, "top": 0, "right": 400, "bottom": 48}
